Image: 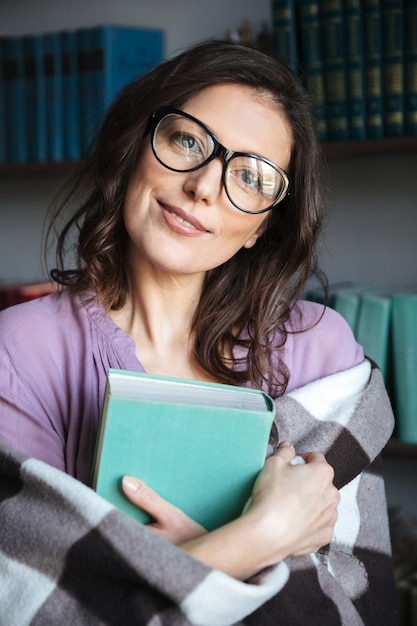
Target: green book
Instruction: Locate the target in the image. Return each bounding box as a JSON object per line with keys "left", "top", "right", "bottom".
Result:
{"left": 344, "top": 0, "right": 367, "bottom": 139}
{"left": 355, "top": 291, "right": 392, "bottom": 384}
{"left": 91, "top": 369, "right": 275, "bottom": 531}
{"left": 271, "top": 0, "right": 299, "bottom": 75}
{"left": 332, "top": 286, "right": 364, "bottom": 334}
{"left": 391, "top": 292, "right": 417, "bottom": 444}
{"left": 404, "top": 0, "right": 417, "bottom": 135}
{"left": 382, "top": 0, "right": 404, "bottom": 137}
{"left": 364, "top": 0, "right": 384, "bottom": 138}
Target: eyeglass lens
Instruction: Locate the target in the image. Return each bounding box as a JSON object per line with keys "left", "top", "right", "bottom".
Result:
{"left": 152, "top": 113, "right": 287, "bottom": 213}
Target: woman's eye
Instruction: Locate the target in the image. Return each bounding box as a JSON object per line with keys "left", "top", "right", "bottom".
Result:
{"left": 237, "top": 169, "right": 261, "bottom": 190}
{"left": 172, "top": 132, "right": 201, "bottom": 154}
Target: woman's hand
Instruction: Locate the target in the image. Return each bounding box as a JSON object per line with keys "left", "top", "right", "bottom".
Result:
{"left": 121, "top": 476, "right": 207, "bottom": 544}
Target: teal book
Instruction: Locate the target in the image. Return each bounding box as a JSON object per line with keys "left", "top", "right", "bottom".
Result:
{"left": 355, "top": 291, "right": 392, "bottom": 385}
{"left": 391, "top": 292, "right": 417, "bottom": 444}
{"left": 332, "top": 286, "right": 364, "bottom": 334}
{"left": 61, "top": 29, "right": 80, "bottom": 160}
{"left": 43, "top": 32, "right": 64, "bottom": 161}
{"left": 271, "top": 0, "right": 299, "bottom": 75}
{"left": 344, "top": 0, "right": 367, "bottom": 139}
{"left": 404, "top": 0, "right": 417, "bottom": 135}
{"left": 2, "top": 36, "right": 27, "bottom": 163}
{"left": 298, "top": 0, "right": 327, "bottom": 141}
{"left": 77, "top": 25, "right": 164, "bottom": 152}
{"left": 364, "top": 0, "right": 384, "bottom": 138}
{"left": 320, "top": 0, "right": 350, "bottom": 140}
{"left": 91, "top": 370, "right": 275, "bottom": 531}
{"left": 22, "top": 34, "right": 47, "bottom": 163}
{"left": 0, "top": 38, "right": 7, "bottom": 164}
{"left": 382, "top": 0, "right": 404, "bottom": 137}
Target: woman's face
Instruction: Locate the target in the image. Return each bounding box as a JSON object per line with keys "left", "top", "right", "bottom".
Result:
{"left": 123, "top": 83, "right": 293, "bottom": 280}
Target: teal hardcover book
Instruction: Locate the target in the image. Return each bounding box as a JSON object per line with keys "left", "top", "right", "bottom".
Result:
{"left": 271, "top": 0, "right": 299, "bottom": 75}
{"left": 391, "top": 292, "right": 417, "bottom": 444}
{"left": 91, "top": 370, "right": 275, "bottom": 531}
{"left": 355, "top": 291, "right": 392, "bottom": 384}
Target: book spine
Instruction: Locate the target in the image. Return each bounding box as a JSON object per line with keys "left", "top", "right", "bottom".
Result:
{"left": 43, "top": 32, "right": 64, "bottom": 161}
{"left": 298, "top": 0, "right": 328, "bottom": 141}
{"left": 382, "top": 0, "right": 404, "bottom": 137}
{"left": 0, "top": 38, "right": 7, "bottom": 164}
{"left": 363, "top": 0, "right": 384, "bottom": 138}
{"left": 77, "top": 27, "right": 95, "bottom": 153}
{"left": 404, "top": 0, "right": 417, "bottom": 135}
{"left": 271, "top": 0, "right": 299, "bottom": 75}
{"left": 61, "top": 29, "right": 80, "bottom": 160}
{"left": 3, "top": 36, "right": 27, "bottom": 163}
{"left": 22, "top": 34, "right": 47, "bottom": 163}
{"left": 392, "top": 294, "right": 417, "bottom": 444}
{"left": 344, "top": 0, "right": 367, "bottom": 139}
{"left": 320, "top": 0, "right": 350, "bottom": 141}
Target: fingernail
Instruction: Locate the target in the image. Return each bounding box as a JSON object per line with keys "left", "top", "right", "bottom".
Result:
{"left": 279, "top": 440, "right": 292, "bottom": 448}
{"left": 122, "top": 476, "right": 141, "bottom": 492}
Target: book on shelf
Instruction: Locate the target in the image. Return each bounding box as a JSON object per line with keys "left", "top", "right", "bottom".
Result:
{"left": 0, "top": 38, "right": 6, "bottom": 165}
{"left": 363, "top": 0, "right": 384, "bottom": 138}
{"left": 344, "top": 0, "right": 367, "bottom": 140}
{"left": 22, "top": 34, "right": 47, "bottom": 163}
{"left": 320, "top": 0, "right": 350, "bottom": 141}
{"left": 2, "top": 35, "right": 27, "bottom": 164}
{"left": 61, "top": 29, "right": 80, "bottom": 161}
{"left": 271, "top": 0, "right": 300, "bottom": 75}
{"left": 91, "top": 369, "right": 275, "bottom": 532}
{"left": 43, "top": 32, "right": 64, "bottom": 162}
{"left": 298, "top": 0, "right": 328, "bottom": 141}
{"left": 331, "top": 285, "right": 366, "bottom": 334}
{"left": 391, "top": 291, "right": 417, "bottom": 445}
{"left": 77, "top": 25, "right": 164, "bottom": 152}
{"left": 404, "top": 0, "right": 417, "bottom": 136}
{"left": 382, "top": 0, "right": 404, "bottom": 137}
{"left": 355, "top": 290, "right": 392, "bottom": 385}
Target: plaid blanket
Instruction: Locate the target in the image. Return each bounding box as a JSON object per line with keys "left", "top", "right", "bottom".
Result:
{"left": 0, "top": 359, "right": 396, "bottom": 625}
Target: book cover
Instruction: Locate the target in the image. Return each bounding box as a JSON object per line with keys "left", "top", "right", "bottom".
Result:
{"left": 298, "top": 0, "right": 328, "bottom": 141}
{"left": 61, "top": 29, "right": 80, "bottom": 161}
{"left": 320, "top": 0, "right": 350, "bottom": 141}
{"left": 43, "top": 32, "right": 64, "bottom": 161}
{"left": 332, "top": 285, "right": 364, "bottom": 334}
{"left": 0, "top": 38, "right": 7, "bottom": 164}
{"left": 91, "top": 369, "right": 275, "bottom": 531}
{"left": 355, "top": 291, "right": 392, "bottom": 385}
{"left": 364, "top": 0, "right": 384, "bottom": 138}
{"left": 2, "top": 36, "right": 27, "bottom": 163}
{"left": 404, "top": 0, "right": 417, "bottom": 135}
{"left": 382, "top": 0, "right": 404, "bottom": 137}
{"left": 271, "top": 0, "right": 299, "bottom": 75}
{"left": 344, "top": 0, "right": 367, "bottom": 139}
{"left": 77, "top": 25, "right": 164, "bottom": 152}
{"left": 391, "top": 292, "right": 417, "bottom": 444}
{"left": 22, "top": 34, "right": 47, "bottom": 163}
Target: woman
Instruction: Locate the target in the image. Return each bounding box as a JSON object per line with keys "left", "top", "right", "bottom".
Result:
{"left": 0, "top": 40, "right": 395, "bottom": 624}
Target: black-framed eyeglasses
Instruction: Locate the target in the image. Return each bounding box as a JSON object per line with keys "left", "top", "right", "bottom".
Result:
{"left": 148, "top": 106, "right": 290, "bottom": 214}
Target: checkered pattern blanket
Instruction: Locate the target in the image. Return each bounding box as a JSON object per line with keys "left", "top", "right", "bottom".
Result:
{"left": 0, "top": 360, "right": 397, "bottom": 625}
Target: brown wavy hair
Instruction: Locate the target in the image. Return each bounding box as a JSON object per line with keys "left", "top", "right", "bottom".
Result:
{"left": 47, "top": 39, "right": 327, "bottom": 396}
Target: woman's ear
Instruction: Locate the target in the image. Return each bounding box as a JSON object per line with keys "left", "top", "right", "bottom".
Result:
{"left": 243, "top": 219, "right": 268, "bottom": 249}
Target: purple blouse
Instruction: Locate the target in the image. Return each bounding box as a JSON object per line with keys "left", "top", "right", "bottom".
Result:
{"left": 0, "top": 290, "right": 363, "bottom": 484}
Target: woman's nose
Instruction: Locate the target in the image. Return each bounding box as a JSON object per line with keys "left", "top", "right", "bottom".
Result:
{"left": 182, "top": 158, "right": 224, "bottom": 205}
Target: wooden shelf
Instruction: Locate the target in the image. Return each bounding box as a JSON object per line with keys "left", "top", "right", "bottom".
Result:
{"left": 383, "top": 440, "right": 417, "bottom": 460}
{"left": 322, "top": 135, "right": 417, "bottom": 159}
{"left": 0, "top": 136, "right": 416, "bottom": 177}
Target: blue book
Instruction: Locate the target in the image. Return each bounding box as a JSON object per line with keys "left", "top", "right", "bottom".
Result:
{"left": 271, "top": 0, "right": 299, "bottom": 75}
{"left": 298, "top": 0, "right": 328, "bottom": 141}
{"left": 320, "top": 0, "right": 350, "bottom": 141}
{"left": 2, "top": 36, "right": 27, "bottom": 163}
{"left": 0, "top": 38, "right": 7, "bottom": 164}
{"left": 61, "top": 29, "right": 80, "bottom": 160}
{"left": 22, "top": 34, "right": 47, "bottom": 163}
{"left": 344, "top": 0, "right": 367, "bottom": 139}
{"left": 363, "top": 0, "right": 384, "bottom": 138}
{"left": 382, "top": 0, "right": 404, "bottom": 137}
{"left": 404, "top": 0, "right": 417, "bottom": 135}
{"left": 43, "top": 32, "right": 64, "bottom": 161}
{"left": 77, "top": 25, "right": 164, "bottom": 153}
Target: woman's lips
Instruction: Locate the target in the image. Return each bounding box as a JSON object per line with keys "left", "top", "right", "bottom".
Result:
{"left": 161, "top": 203, "right": 209, "bottom": 236}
